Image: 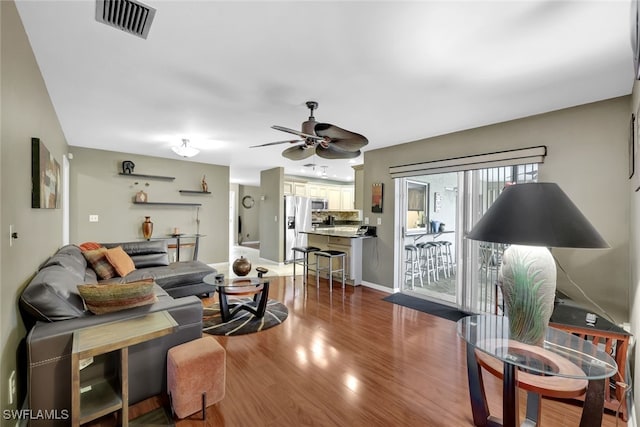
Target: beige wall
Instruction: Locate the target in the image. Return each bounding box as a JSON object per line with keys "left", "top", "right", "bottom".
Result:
{"left": 238, "top": 185, "right": 260, "bottom": 243}
{"left": 259, "top": 167, "right": 284, "bottom": 262}
{"left": 353, "top": 164, "right": 364, "bottom": 211}
{"left": 363, "top": 97, "right": 630, "bottom": 322}
{"left": 1, "top": 0, "right": 69, "bottom": 413}
{"left": 629, "top": 80, "right": 640, "bottom": 423}
{"left": 69, "top": 147, "right": 229, "bottom": 263}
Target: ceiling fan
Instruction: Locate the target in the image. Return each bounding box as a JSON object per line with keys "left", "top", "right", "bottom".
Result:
{"left": 250, "top": 101, "right": 368, "bottom": 160}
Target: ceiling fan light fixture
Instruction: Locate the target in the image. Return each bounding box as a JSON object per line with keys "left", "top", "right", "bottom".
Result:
{"left": 172, "top": 139, "right": 199, "bottom": 158}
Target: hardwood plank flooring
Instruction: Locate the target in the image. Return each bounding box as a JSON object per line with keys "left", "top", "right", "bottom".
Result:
{"left": 89, "top": 276, "right": 626, "bottom": 426}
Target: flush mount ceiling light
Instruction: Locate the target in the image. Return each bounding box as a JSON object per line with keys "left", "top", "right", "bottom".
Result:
{"left": 172, "top": 139, "right": 199, "bottom": 158}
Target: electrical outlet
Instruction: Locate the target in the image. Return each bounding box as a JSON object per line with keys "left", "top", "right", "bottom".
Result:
{"left": 377, "top": 217, "right": 382, "bottom": 225}
{"left": 89, "top": 215, "right": 99, "bottom": 222}
{"left": 364, "top": 217, "right": 369, "bottom": 225}
{"left": 8, "top": 370, "right": 16, "bottom": 405}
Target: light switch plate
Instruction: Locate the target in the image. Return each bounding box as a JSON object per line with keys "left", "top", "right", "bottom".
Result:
{"left": 377, "top": 218, "right": 382, "bottom": 225}
{"left": 89, "top": 215, "right": 99, "bottom": 222}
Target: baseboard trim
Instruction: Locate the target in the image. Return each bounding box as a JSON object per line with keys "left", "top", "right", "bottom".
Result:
{"left": 360, "top": 280, "right": 398, "bottom": 293}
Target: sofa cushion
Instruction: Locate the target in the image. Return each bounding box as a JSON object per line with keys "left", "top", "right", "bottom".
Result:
{"left": 40, "top": 244, "right": 87, "bottom": 276}
{"left": 78, "top": 241, "right": 102, "bottom": 251}
{"left": 77, "top": 279, "right": 158, "bottom": 315}
{"left": 20, "top": 265, "right": 89, "bottom": 322}
{"left": 147, "top": 261, "right": 215, "bottom": 290}
{"left": 105, "top": 246, "right": 136, "bottom": 277}
{"left": 103, "top": 240, "right": 170, "bottom": 268}
{"left": 82, "top": 248, "right": 117, "bottom": 280}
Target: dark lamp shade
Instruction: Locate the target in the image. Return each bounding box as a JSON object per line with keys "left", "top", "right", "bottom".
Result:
{"left": 466, "top": 182, "right": 609, "bottom": 248}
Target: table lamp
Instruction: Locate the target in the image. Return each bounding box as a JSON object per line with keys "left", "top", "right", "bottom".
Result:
{"left": 466, "top": 182, "right": 608, "bottom": 345}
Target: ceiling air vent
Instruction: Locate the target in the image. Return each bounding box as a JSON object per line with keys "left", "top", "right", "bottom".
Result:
{"left": 95, "top": 0, "right": 156, "bottom": 39}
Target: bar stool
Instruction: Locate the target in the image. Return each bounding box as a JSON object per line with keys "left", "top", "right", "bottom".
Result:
{"left": 440, "top": 241, "right": 455, "bottom": 276}
{"left": 432, "top": 241, "right": 449, "bottom": 280}
{"left": 291, "top": 246, "right": 320, "bottom": 287}
{"left": 416, "top": 242, "right": 436, "bottom": 284}
{"left": 315, "top": 250, "right": 346, "bottom": 293}
{"left": 404, "top": 245, "right": 423, "bottom": 289}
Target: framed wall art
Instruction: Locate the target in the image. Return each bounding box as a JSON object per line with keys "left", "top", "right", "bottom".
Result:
{"left": 630, "top": 114, "right": 635, "bottom": 180}
{"left": 371, "top": 183, "right": 383, "bottom": 213}
{"left": 629, "top": 107, "right": 640, "bottom": 191}
{"left": 31, "top": 137, "right": 61, "bottom": 209}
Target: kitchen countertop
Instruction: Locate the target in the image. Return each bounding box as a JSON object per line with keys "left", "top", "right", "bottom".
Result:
{"left": 301, "top": 227, "right": 376, "bottom": 239}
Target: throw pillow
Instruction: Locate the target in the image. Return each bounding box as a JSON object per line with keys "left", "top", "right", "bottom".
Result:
{"left": 78, "top": 241, "right": 102, "bottom": 251}
{"left": 105, "top": 246, "right": 136, "bottom": 277}
{"left": 77, "top": 279, "right": 158, "bottom": 315}
{"left": 82, "top": 247, "right": 117, "bottom": 280}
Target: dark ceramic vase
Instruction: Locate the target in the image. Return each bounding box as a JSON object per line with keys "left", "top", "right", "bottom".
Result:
{"left": 232, "top": 256, "right": 252, "bottom": 276}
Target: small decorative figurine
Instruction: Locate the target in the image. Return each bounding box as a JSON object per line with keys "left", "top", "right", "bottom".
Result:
{"left": 135, "top": 191, "right": 148, "bottom": 203}
{"left": 122, "top": 160, "right": 135, "bottom": 174}
{"left": 201, "top": 175, "right": 208, "bottom": 192}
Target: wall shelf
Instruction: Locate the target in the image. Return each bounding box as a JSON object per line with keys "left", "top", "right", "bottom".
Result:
{"left": 133, "top": 201, "right": 201, "bottom": 207}
{"left": 179, "top": 190, "right": 211, "bottom": 195}
{"left": 118, "top": 173, "right": 175, "bottom": 181}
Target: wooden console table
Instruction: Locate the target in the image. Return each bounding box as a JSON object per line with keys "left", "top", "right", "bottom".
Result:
{"left": 550, "top": 302, "right": 631, "bottom": 421}
{"left": 71, "top": 311, "right": 177, "bottom": 426}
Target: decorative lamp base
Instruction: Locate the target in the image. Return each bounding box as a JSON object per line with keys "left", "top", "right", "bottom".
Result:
{"left": 498, "top": 245, "right": 557, "bottom": 345}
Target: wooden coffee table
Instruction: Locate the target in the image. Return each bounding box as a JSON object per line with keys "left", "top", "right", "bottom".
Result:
{"left": 203, "top": 274, "right": 270, "bottom": 322}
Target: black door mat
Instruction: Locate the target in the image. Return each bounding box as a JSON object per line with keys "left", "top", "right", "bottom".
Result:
{"left": 383, "top": 293, "right": 469, "bottom": 322}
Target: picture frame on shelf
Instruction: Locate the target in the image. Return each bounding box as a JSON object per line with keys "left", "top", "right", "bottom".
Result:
{"left": 31, "top": 137, "right": 61, "bottom": 209}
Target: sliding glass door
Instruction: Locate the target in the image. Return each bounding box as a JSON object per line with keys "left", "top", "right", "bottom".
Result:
{"left": 397, "top": 164, "right": 538, "bottom": 313}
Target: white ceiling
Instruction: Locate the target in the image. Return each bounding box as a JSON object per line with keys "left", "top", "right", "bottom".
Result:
{"left": 16, "top": 0, "right": 635, "bottom": 186}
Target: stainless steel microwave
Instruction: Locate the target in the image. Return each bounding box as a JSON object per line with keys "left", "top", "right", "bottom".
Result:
{"left": 311, "top": 198, "right": 328, "bottom": 210}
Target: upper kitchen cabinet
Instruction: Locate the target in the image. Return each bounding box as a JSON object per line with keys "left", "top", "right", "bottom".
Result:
{"left": 283, "top": 181, "right": 307, "bottom": 196}
{"left": 307, "top": 184, "right": 328, "bottom": 199}
{"left": 284, "top": 179, "right": 356, "bottom": 210}
{"left": 341, "top": 187, "right": 354, "bottom": 210}
{"left": 327, "top": 187, "right": 342, "bottom": 209}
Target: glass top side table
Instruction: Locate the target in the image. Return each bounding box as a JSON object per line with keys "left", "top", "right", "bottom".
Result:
{"left": 203, "top": 274, "right": 271, "bottom": 322}
{"left": 457, "top": 314, "right": 617, "bottom": 427}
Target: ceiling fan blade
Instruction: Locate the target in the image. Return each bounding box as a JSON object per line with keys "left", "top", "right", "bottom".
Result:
{"left": 272, "top": 125, "right": 323, "bottom": 141}
{"left": 314, "top": 123, "right": 368, "bottom": 151}
{"left": 249, "top": 139, "right": 302, "bottom": 148}
{"left": 315, "top": 144, "right": 362, "bottom": 160}
{"left": 282, "top": 145, "right": 316, "bottom": 160}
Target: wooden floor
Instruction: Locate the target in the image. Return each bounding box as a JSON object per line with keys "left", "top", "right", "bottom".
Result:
{"left": 89, "top": 276, "right": 626, "bottom": 426}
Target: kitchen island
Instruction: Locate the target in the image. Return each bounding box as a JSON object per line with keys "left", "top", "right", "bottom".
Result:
{"left": 301, "top": 227, "right": 375, "bottom": 286}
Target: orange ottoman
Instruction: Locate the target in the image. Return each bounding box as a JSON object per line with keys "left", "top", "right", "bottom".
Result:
{"left": 167, "top": 336, "right": 226, "bottom": 419}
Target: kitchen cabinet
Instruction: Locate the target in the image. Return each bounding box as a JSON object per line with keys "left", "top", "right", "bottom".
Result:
{"left": 293, "top": 183, "right": 307, "bottom": 196}
{"left": 306, "top": 184, "right": 328, "bottom": 199}
{"left": 327, "top": 187, "right": 342, "bottom": 209}
{"left": 306, "top": 234, "right": 365, "bottom": 286}
{"left": 284, "top": 182, "right": 293, "bottom": 195}
{"left": 284, "top": 180, "right": 355, "bottom": 210}
{"left": 341, "top": 187, "right": 354, "bottom": 210}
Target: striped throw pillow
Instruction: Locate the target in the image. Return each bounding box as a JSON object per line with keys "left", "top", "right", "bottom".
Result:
{"left": 82, "top": 247, "right": 117, "bottom": 280}
{"left": 77, "top": 279, "right": 158, "bottom": 315}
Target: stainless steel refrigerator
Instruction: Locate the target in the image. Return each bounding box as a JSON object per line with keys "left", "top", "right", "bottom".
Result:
{"left": 284, "top": 195, "right": 312, "bottom": 262}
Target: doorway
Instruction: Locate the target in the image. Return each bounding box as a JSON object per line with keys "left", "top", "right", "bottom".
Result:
{"left": 397, "top": 163, "right": 538, "bottom": 311}
{"left": 399, "top": 172, "right": 461, "bottom": 305}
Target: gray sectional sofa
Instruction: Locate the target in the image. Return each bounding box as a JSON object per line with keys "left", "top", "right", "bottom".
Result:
{"left": 19, "top": 240, "right": 216, "bottom": 426}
